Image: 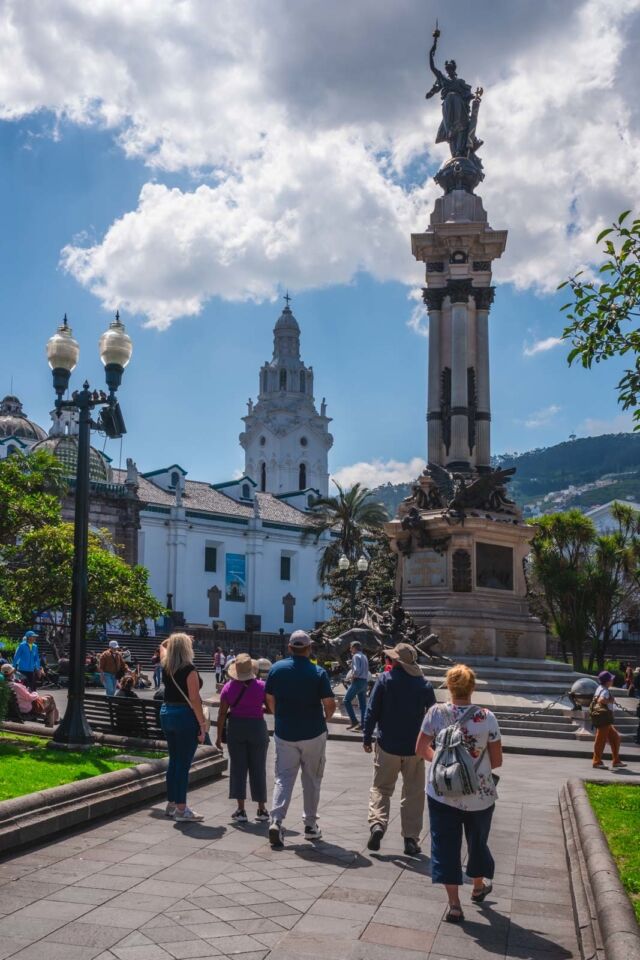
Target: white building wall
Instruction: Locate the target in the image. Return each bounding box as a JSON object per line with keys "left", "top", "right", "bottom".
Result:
{"left": 139, "top": 508, "right": 328, "bottom": 632}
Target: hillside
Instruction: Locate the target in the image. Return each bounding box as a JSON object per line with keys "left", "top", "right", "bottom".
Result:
{"left": 370, "top": 433, "right": 640, "bottom": 518}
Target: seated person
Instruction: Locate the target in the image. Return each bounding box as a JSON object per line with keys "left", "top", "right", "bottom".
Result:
{"left": 115, "top": 674, "right": 139, "bottom": 698}
{"left": 1, "top": 664, "right": 60, "bottom": 726}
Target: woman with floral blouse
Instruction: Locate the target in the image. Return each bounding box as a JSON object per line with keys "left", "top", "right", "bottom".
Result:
{"left": 416, "top": 664, "right": 503, "bottom": 923}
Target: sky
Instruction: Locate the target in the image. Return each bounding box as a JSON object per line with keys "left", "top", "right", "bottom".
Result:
{"left": 1, "top": 0, "right": 639, "bottom": 489}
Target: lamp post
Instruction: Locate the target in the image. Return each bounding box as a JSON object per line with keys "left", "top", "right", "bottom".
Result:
{"left": 48, "top": 313, "right": 132, "bottom": 747}
{"left": 338, "top": 553, "right": 369, "bottom": 621}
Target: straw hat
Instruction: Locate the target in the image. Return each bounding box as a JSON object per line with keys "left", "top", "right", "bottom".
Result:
{"left": 228, "top": 652, "right": 259, "bottom": 682}
{"left": 386, "top": 643, "right": 422, "bottom": 677}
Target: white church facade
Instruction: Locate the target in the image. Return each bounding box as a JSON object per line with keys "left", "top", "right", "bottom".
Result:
{"left": 0, "top": 300, "right": 335, "bottom": 633}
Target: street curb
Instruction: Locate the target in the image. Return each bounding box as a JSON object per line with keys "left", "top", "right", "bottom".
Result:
{"left": 0, "top": 744, "right": 227, "bottom": 854}
{"left": 561, "top": 778, "right": 640, "bottom": 960}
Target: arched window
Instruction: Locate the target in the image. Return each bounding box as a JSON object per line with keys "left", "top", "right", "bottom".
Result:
{"left": 242, "top": 483, "right": 250, "bottom": 499}
{"left": 170, "top": 471, "right": 179, "bottom": 488}
{"left": 300, "top": 370, "right": 306, "bottom": 393}
{"left": 279, "top": 369, "right": 287, "bottom": 391}
{"left": 298, "top": 463, "right": 306, "bottom": 490}
{"left": 6, "top": 444, "right": 17, "bottom": 456}
{"left": 260, "top": 462, "right": 266, "bottom": 492}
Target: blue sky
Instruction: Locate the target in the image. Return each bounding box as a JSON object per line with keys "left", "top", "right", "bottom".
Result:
{"left": 1, "top": 0, "right": 638, "bottom": 489}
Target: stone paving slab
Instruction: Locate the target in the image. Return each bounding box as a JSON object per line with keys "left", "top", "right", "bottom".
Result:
{"left": 1, "top": 741, "right": 636, "bottom": 959}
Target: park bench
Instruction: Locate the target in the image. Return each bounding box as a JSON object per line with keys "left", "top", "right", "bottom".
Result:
{"left": 4, "top": 687, "right": 46, "bottom": 725}
{"left": 83, "top": 693, "right": 164, "bottom": 740}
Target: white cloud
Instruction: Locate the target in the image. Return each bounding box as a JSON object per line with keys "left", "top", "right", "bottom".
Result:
{"left": 1, "top": 0, "right": 640, "bottom": 324}
{"left": 580, "top": 412, "right": 635, "bottom": 435}
{"left": 406, "top": 287, "right": 428, "bottom": 337}
{"left": 523, "top": 337, "right": 563, "bottom": 357}
{"left": 332, "top": 456, "right": 425, "bottom": 489}
{"left": 524, "top": 404, "right": 561, "bottom": 428}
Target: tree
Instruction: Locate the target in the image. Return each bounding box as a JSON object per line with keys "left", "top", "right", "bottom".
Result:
{"left": 561, "top": 210, "right": 640, "bottom": 426}
{"left": 4, "top": 523, "right": 165, "bottom": 636}
{"left": 527, "top": 510, "right": 595, "bottom": 670}
{"left": 306, "top": 481, "right": 389, "bottom": 582}
{"left": 322, "top": 534, "right": 397, "bottom": 637}
{"left": 0, "top": 450, "right": 66, "bottom": 546}
{"left": 527, "top": 505, "right": 640, "bottom": 670}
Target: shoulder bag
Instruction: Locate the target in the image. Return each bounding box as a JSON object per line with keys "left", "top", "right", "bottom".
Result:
{"left": 429, "top": 704, "right": 486, "bottom": 798}
{"left": 167, "top": 666, "right": 211, "bottom": 733}
{"left": 589, "top": 689, "right": 613, "bottom": 729}
{"left": 221, "top": 681, "right": 251, "bottom": 744}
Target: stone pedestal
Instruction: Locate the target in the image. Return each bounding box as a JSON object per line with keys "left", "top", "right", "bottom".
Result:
{"left": 387, "top": 509, "right": 546, "bottom": 659}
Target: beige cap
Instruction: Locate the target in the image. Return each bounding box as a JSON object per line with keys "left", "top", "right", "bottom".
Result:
{"left": 227, "top": 652, "right": 258, "bottom": 682}
{"left": 386, "top": 643, "right": 422, "bottom": 677}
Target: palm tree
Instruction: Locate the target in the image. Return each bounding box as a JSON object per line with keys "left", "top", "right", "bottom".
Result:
{"left": 306, "top": 481, "right": 388, "bottom": 582}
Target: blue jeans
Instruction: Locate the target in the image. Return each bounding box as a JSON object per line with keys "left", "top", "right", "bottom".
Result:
{"left": 102, "top": 672, "right": 117, "bottom": 697}
{"left": 344, "top": 678, "right": 368, "bottom": 726}
{"left": 153, "top": 665, "right": 162, "bottom": 688}
{"left": 160, "top": 704, "right": 199, "bottom": 805}
{"left": 428, "top": 795, "right": 495, "bottom": 885}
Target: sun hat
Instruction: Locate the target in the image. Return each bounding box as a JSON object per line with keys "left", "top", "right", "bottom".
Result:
{"left": 1, "top": 664, "right": 15, "bottom": 677}
{"left": 109, "top": 640, "right": 120, "bottom": 649}
{"left": 597, "top": 670, "right": 615, "bottom": 684}
{"left": 228, "top": 652, "right": 259, "bottom": 682}
{"left": 386, "top": 643, "right": 422, "bottom": 677}
{"left": 289, "top": 630, "right": 311, "bottom": 649}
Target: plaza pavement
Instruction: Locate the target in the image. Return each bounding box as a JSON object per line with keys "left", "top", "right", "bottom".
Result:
{"left": 1, "top": 740, "right": 636, "bottom": 960}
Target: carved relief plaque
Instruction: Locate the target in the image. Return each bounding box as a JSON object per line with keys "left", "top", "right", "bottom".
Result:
{"left": 405, "top": 549, "right": 446, "bottom": 588}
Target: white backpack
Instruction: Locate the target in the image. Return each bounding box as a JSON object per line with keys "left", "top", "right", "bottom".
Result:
{"left": 429, "top": 705, "right": 484, "bottom": 798}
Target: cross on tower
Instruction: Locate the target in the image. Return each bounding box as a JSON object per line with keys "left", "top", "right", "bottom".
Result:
{"left": 283, "top": 291, "right": 291, "bottom": 307}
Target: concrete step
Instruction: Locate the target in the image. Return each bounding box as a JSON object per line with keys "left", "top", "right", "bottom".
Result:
{"left": 423, "top": 665, "right": 590, "bottom": 683}
{"left": 447, "top": 657, "right": 576, "bottom": 673}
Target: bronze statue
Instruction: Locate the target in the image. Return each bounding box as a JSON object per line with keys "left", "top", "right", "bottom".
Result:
{"left": 426, "top": 25, "right": 484, "bottom": 192}
{"left": 427, "top": 462, "right": 517, "bottom": 520}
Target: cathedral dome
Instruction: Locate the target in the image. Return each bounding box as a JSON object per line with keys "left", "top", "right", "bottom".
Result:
{"left": 274, "top": 304, "right": 300, "bottom": 334}
{"left": 31, "top": 435, "right": 112, "bottom": 484}
{"left": 0, "top": 395, "right": 47, "bottom": 442}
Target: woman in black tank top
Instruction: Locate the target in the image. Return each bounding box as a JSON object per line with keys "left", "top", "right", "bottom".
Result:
{"left": 159, "top": 634, "right": 207, "bottom": 822}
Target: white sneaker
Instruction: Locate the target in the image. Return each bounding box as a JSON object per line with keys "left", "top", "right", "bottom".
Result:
{"left": 174, "top": 807, "right": 204, "bottom": 822}
{"left": 304, "top": 823, "right": 322, "bottom": 840}
{"left": 165, "top": 802, "right": 177, "bottom": 817}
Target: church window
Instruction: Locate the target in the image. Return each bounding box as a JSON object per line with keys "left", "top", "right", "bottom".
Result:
{"left": 6, "top": 444, "right": 17, "bottom": 456}
{"left": 298, "top": 463, "right": 307, "bottom": 489}
{"left": 279, "top": 369, "right": 287, "bottom": 390}
{"left": 170, "top": 470, "right": 180, "bottom": 488}
{"left": 204, "top": 546, "right": 217, "bottom": 573}
{"left": 280, "top": 555, "right": 291, "bottom": 581}
{"left": 261, "top": 370, "right": 267, "bottom": 393}
{"left": 300, "top": 436, "right": 308, "bottom": 447}
{"left": 260, "top": 462, "right": 266, "bottom": 491}
{"left": 307, "top": 494, "right": 315, "bottom": 508}
{"left": 259, "top": 435, "right": 266, "bottom": 446}
{"left": 300, "top": 370, "right": 306, "bottom": 393}
{"left": 241, "top": 483, "right": 250, "bottom": 499}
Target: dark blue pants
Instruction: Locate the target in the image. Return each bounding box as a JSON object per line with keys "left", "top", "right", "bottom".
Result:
{"left": 428, "top": 795, "right": 495, "bottom": 885}
{"left": 344, "top": 678, "right": 368, "bottom": 726}
{"left": 160, "top": 704, "right": 199, "bottom": 805}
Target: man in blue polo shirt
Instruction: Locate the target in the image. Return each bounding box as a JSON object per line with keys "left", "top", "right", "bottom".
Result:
{"left": 265, "top": 630, "right": 336, "bottom": 849}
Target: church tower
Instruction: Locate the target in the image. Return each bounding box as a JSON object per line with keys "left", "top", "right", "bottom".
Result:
{"left": 240, "top": 296, "right": 333, "bottom": 496}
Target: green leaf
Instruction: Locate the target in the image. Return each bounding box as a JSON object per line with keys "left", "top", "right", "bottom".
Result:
{"left": 596, "top": 228, "right": 614, "bottom": 244}
{"left": 619, "top": 210, "right": 632, "bottom": 224}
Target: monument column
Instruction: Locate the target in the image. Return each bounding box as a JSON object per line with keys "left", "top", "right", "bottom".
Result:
{"left": 448, "top": 280, "right": 473, "bottom": 470}
{"left": 474, "top": 287, "right": 494, "bottom": 470}
{"left": 424, "top": 289, "right": 445, "bottom": 464}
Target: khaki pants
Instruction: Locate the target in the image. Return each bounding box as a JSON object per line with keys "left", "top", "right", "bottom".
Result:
{"left": 593, "top": 725, "right": 621, "bottom": 766}
{"left": 368, "top": 744, "right": 425, "bottom": 840}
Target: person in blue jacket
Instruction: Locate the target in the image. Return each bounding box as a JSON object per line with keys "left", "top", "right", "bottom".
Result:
{"left": 13, "top": 631, "right": 41, "bottom": 691}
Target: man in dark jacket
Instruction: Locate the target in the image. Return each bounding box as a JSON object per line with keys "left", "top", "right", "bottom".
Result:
{"left": 363, "top": 643, "right": 435, "bottom": 855}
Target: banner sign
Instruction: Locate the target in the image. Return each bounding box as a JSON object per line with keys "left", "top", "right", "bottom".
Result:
{"left": 225, "top": 553, "right": 246, "bottom": 602}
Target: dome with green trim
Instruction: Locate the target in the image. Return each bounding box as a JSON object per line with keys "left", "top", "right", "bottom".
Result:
{"left": 0, "top": 395, "right": 47, "bottom": 442}
{"left": 31, "top": 435, "right": 112, "bottom": 484}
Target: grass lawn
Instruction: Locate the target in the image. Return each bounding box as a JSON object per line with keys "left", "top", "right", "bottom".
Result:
{"left": 0, "top": 732, "right": 165, "bottom": 802}
{"left": 585, "top": 782, "right": 640, "bottom": 923}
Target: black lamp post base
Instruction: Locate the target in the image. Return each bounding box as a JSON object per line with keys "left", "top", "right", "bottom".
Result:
{"left": 47, "top": 739, "right": 94, "bottom": 753}
{"left": 51, "top": 707, "right": 94, "bottom": 749}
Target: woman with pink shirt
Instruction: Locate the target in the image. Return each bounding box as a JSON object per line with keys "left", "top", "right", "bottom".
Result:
{"left": 216, "top": 653, "right": 270, "bottom": 823}
{"left": 1, "top": 664, "right": 59, "bottom": 726}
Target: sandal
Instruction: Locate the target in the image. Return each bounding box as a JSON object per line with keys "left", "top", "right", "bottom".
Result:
{"left": 445, "top": 905, "right": 464, "bottom": 923}
{"left": 471, "top": 881, "right": 493, "bottom": 903}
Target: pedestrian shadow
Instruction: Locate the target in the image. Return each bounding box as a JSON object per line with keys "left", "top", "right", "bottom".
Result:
{"left": 368, "top": 851, "right": 432, "bottom": 875}
{"left": 292, "top": 841, "right": 371, "bottom": 869}
{"left": 172, "top": 823, "right": 227, "bottom": 840}
{"left": 467, "top": 904, "right": 573, "bottom": 959}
